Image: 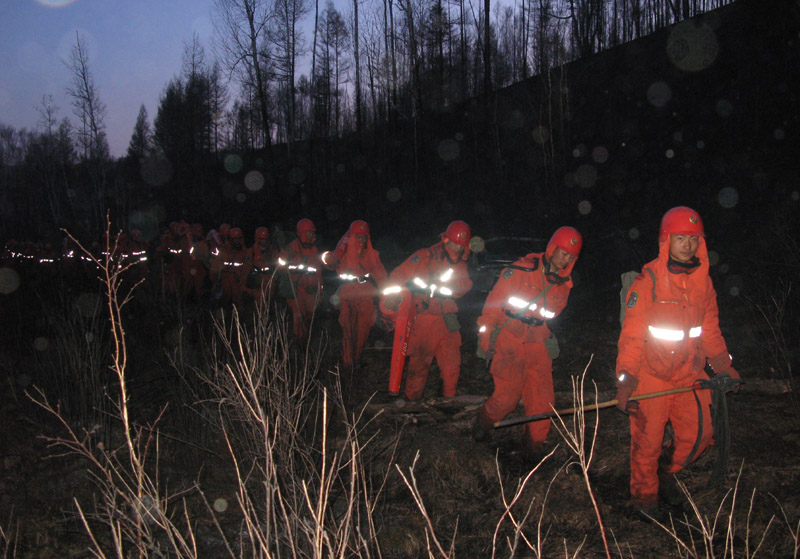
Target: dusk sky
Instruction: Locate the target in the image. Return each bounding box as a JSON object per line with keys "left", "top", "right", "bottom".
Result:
{"left": 0, "top": 0, "right": 217, "bottom": 158}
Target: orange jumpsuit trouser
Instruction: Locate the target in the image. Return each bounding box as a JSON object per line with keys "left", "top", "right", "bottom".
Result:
{"left": 338, "top": 292, "right": 376, "bottom": 366}
{"left": 630, "top": 372, "right": 714, "bottom": 504}
{"left": 288, "top": 289, "right": 318, "bottom": 341}
{"left": 404, "top": 313, "right": 461, "bottom": 401}
{"left": 481, "top": 336, "right": 553, "bottom": 445}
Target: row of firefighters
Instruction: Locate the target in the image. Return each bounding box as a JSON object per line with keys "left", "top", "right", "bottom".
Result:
{"left": 2, "top": 206, "right": 741, "bottom": 516}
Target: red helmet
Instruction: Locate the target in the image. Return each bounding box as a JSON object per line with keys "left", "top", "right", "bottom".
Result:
{"left": 255, "top": 226, "right": 269, "bottom": 240}
{"left": 548, "top": 226, "right": 582, "bottom": 257}
{"left": 444, "top": 220, "right": 471, "bottom": 246}
{"left": 659, "top": 206, "right": 704, "bottom": 242}
{"left": 191, "top": 223, "right": 203, "bottom": 237}
{"left": 219, "top": 223, "right": 231, "bottom": 237}
{"left": 229, "top": 227, "right": 243, "bottom": 239}
{"left": 348, "top": 220, "right": 369, "bottom": 235}
{"left": 296, "top": 218, "right": 316, "bottom": 236}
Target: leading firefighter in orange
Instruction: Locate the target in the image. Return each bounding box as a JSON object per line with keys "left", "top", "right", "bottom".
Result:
{"left": 473, "top": 226, "right": 581, "bottom": 456}
{"left": 382, "top": 221, "right": 473, "bottom": 401}
{"left": 278, "top": 219, "right": 322, "bottom": 341}
{"left": 324, "top": 220, "right": 388, "bottom": 368}
{"left": 615, "top": 206, "right": 740, "bottom": 517}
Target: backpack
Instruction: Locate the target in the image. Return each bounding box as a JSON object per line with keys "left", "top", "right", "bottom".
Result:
{"left": 619, "top": 268, "right": 656, "bottom": 326}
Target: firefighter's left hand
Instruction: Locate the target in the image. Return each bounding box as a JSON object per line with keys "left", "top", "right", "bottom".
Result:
{"left": 718, "top": 367, "right": 741, "bottom": 394}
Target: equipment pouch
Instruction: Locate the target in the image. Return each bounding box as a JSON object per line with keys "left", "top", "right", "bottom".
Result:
{"left": 443, "top": 313, "right": 461, "bottom": 332}
{"left": 544, "top": 333, "right": 560, "bottom": 360}
{"left": 278, "top": 273, "right": 295, "bottom": 299}
{"left": 245, "top": 270, "right": 262, "bottom": 290}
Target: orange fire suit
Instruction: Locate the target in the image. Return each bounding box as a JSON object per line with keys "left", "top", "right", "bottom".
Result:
{"left": 155, "top": 232, "right": 183, "bottom": 296}
{"left": 331, "top": 230, "right": 388, "bottom": 367}
{"left": 476, "top": 252, "right": 573, "bottom": 447}
{"left": 217, "top": 243, "right": 250, "bottom": 305}
{"left": 617, "top": 237, "right": 732, "bottom": 506}
{"left": 246, "top": 242, "right": 276, "bottom": 307}
{"left": 387, "top": 241, "right": 472, "bottom": 400}
{"left": 180, "top": 233, "right": 207, "bottom": 301}
{"left": 279, "top": 239, "right": 322, "bottom": 341}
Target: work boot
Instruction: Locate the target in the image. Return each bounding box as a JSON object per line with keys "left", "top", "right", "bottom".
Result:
{"left": 521, "top": 442, "right": 549, "bottom": 465}
{"left": 627, "top": 499, "right": 669, "bottom": 524}
{"left": 472, "top": 414, "right": 491, "bottom": 443}
{"left": 658, "top": 474, "right": 686, "bottom": 508}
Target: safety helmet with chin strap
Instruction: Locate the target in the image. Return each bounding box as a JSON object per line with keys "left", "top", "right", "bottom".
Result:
{"left": 547, "top": 226, "right": 582, "bottom": 257}
{"left": 659, "top": 206, "right": 704, "bottom": 243}
{"left": 255, "top": 226, "right": 270, "bottom": 240}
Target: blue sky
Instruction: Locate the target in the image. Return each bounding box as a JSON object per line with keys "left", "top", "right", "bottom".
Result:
{"left": 0, "top": 0, "right": 216, "bottom": 157}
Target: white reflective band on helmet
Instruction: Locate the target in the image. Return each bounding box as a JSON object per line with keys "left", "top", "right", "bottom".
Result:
{"left": 383, "top": 285, "right": 402, "bottom": 295}
{"left": 439, "top": 268, "right": 453, "bottom": 282}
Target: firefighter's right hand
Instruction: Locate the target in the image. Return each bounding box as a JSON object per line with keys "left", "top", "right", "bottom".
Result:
{"left": 615, "top": 372, "right": 639, "bottom": 415}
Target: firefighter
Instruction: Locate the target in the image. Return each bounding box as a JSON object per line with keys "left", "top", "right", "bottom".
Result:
{"left": 324, "top": 220, "right": 388, "bottom": 368}
{"left": 615, "top": 206, "right": 740, "bottom": 518}
{"left": 382, "top": 221, "right": 473, "bottom": 401}
{"left": 246, "top": 226, "right": 276, "bottom": 308}
{"left": 473, "top": 226, "right": 581, "bottom": 457}
{"left": 155, "top": 222, "right": 183, "bottom": 297}
{"left": 181, "top": 223, "right": 207, "bottom": 301}
{"left": 218, "top": 227, "right": 250, "bottom": 305}
{"left": 278, "top": 219, "right": 322, "bottom": 341}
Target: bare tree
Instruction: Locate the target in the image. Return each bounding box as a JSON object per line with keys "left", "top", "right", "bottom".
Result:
{"left": 65, "top": 32, "right": 109, "bottom": 163}
{"left": 64, "top": 31, "right": 108, "bottom": 235}
{"left": 271, "top": 0, "right": 310, "bottom": 150}
{"left": 213, "top": 0, "right": 275, "bottom": 152}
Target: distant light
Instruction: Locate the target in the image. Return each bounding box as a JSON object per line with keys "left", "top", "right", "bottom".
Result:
{"left": 665, "top": 149, "right": 675, "bottom": 159}
{"left": 386, "top": 187, "right": 402, "bottom": 202}
{"left": 578, "top": 200, "right": 592, "bottom": 215}
{"left": 628, "top": 228, "right": 640, "bottom": 240}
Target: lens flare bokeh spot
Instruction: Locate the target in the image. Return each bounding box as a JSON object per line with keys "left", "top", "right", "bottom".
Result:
{"left": 0, "top": 267, "right": 21, "bottom": 294}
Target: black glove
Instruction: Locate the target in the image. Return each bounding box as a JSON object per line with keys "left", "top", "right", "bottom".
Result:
{"left": 615, "top": 372, "right": 639, "bottom": 414}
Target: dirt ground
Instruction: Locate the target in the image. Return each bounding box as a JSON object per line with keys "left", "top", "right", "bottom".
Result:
{"left": 1, "top": 278, "right": 799, "bottom": 558}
